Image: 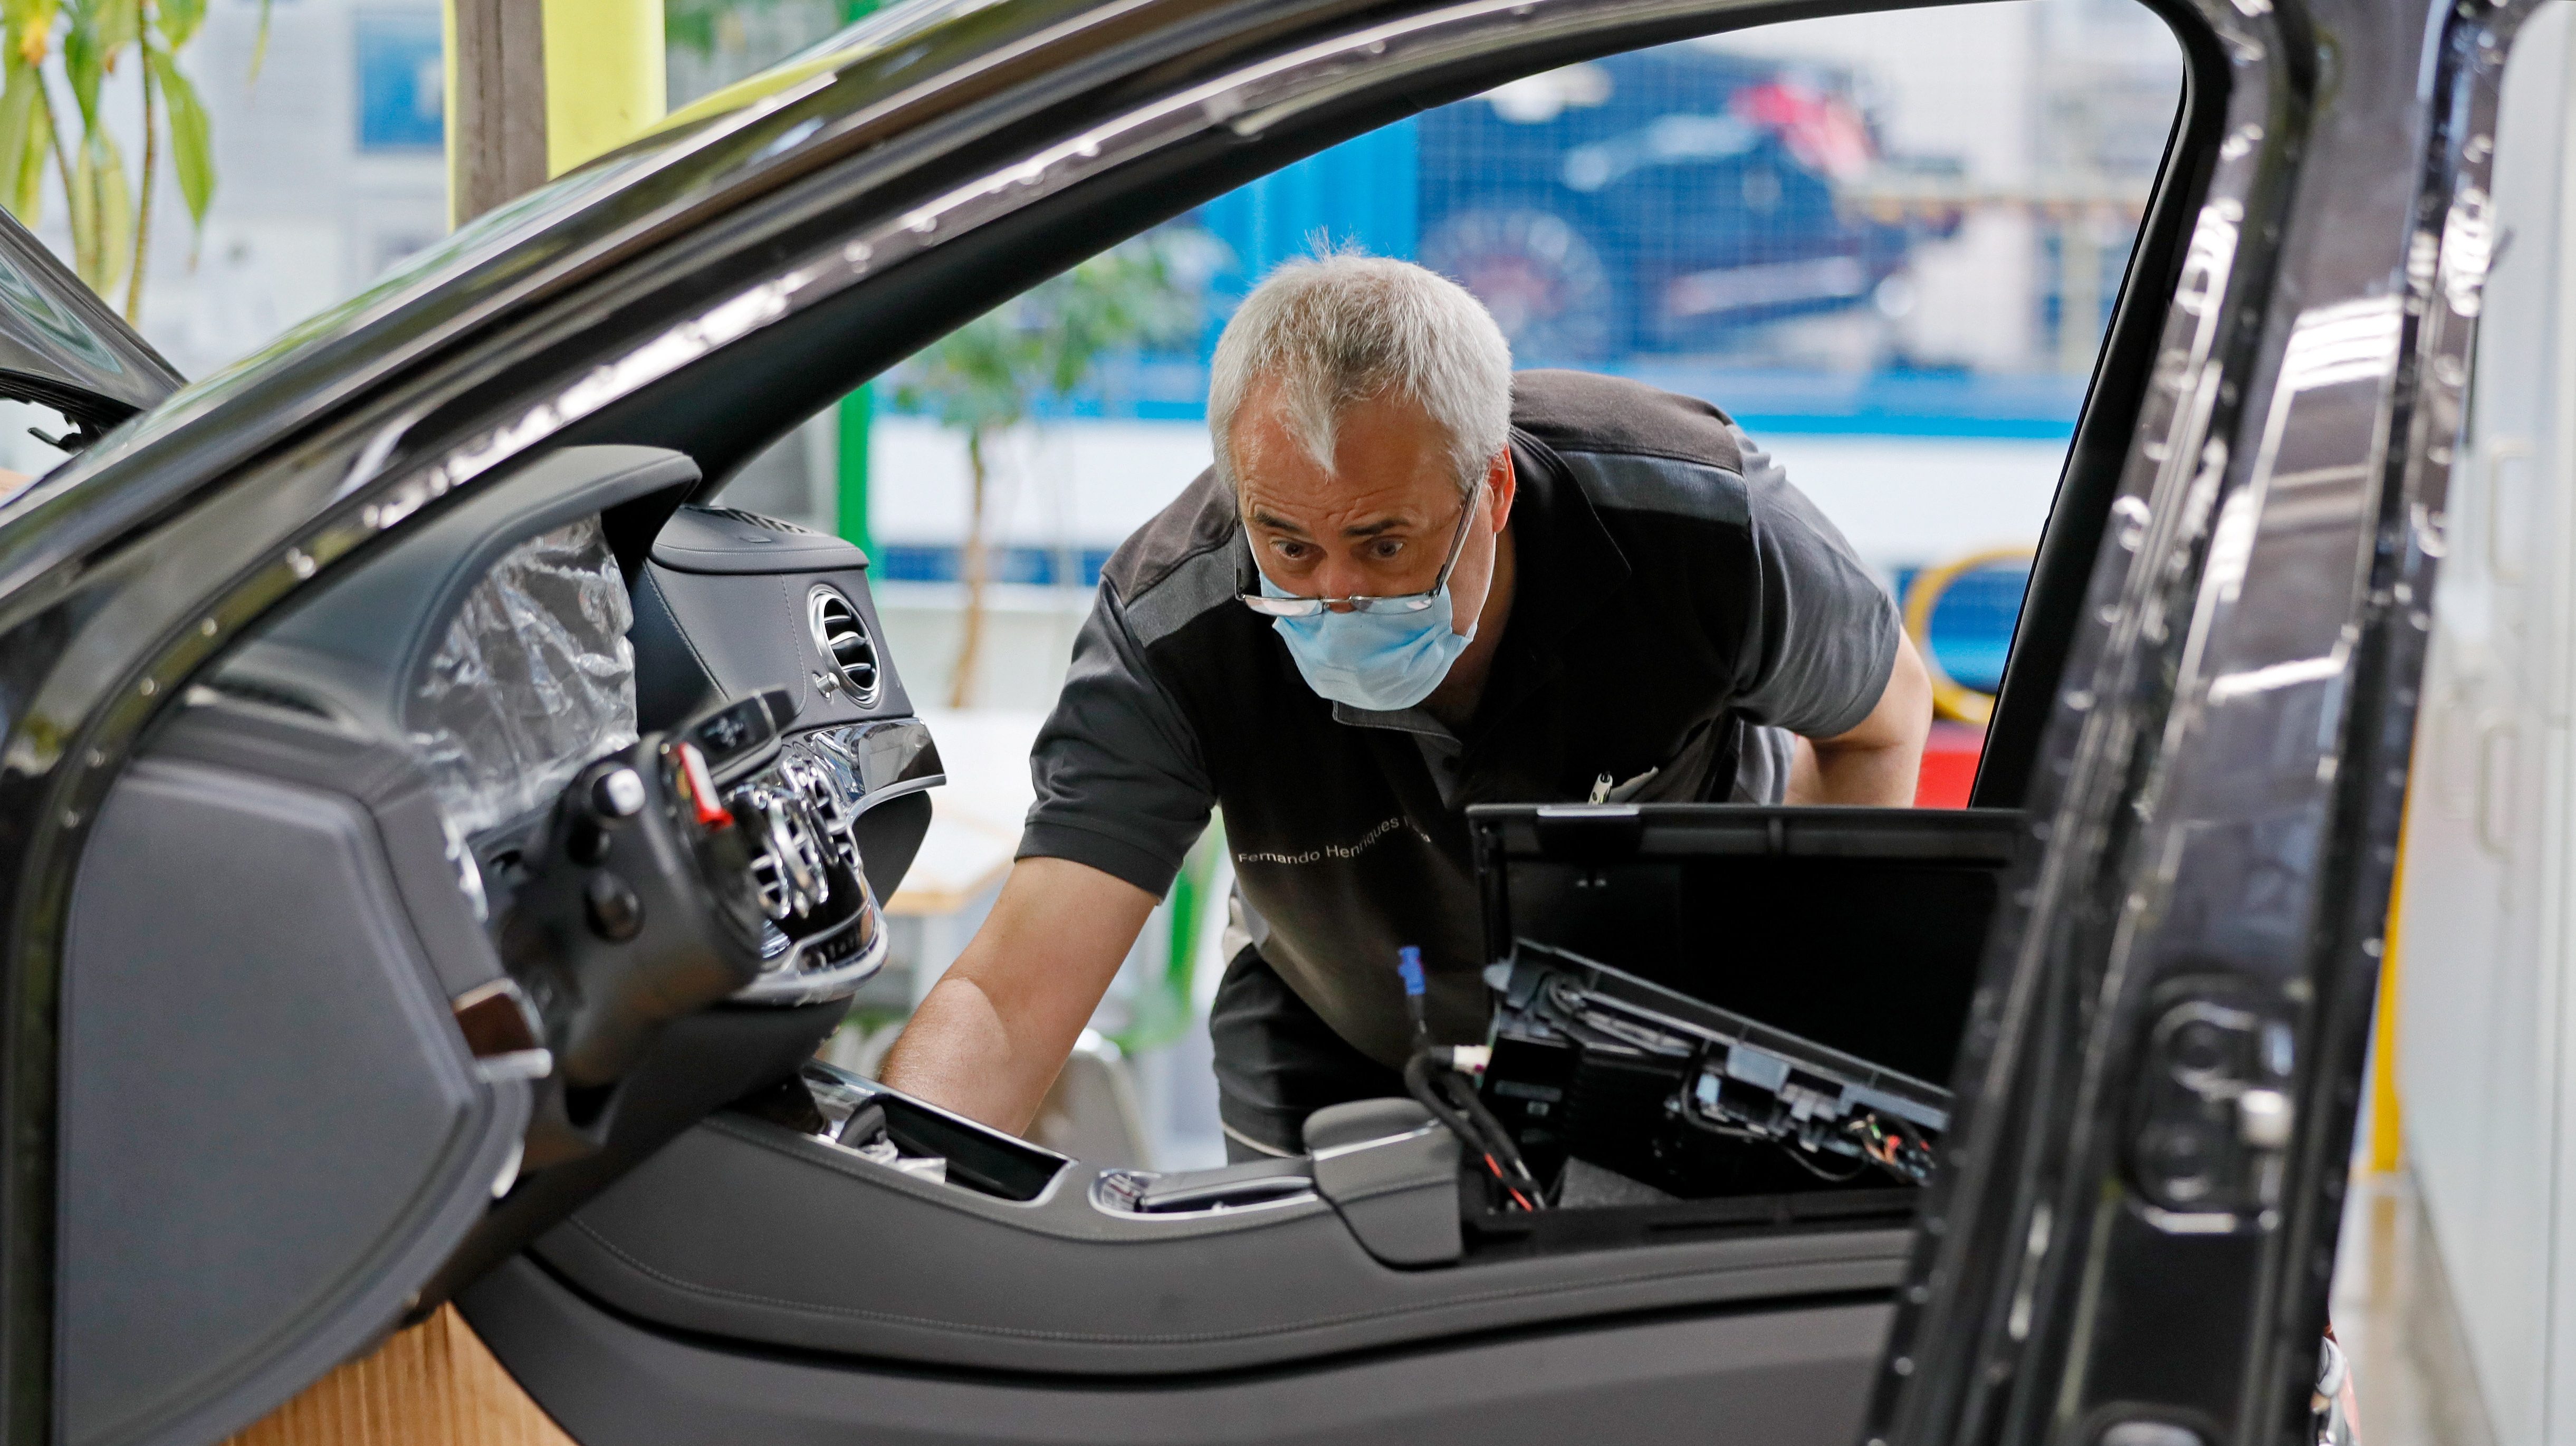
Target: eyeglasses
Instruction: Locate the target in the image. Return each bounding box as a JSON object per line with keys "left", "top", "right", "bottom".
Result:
{"left": 1237, "top": 489, "right": 1480, "bottom": 618}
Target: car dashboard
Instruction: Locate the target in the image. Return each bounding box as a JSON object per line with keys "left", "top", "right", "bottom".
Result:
{"left": 51, "top": 444, "right": 950, "bottom": 1445}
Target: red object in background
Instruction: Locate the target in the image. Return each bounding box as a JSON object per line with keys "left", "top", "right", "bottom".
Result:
{"left": 1730, "top": 80, "right": 1877, "bottom": 180}
{"left": 1916, "top": 723, "right": 1984, "bottom": 808}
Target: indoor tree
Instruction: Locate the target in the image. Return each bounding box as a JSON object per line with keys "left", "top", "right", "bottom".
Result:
{"left": 0, "top": 0, "right": 252, "bottom": 322}
{"left": 893, "top": 232, "right": 1208, "bottom": 707}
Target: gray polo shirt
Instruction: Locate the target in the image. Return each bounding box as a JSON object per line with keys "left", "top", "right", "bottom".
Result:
{"left": 1015, "top": 370, "right": 1899, "bottom": 1067}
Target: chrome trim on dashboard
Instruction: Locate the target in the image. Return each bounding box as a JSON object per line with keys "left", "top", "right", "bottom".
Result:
{"left": 733, "top": 906, "right": 888, "bottom": 1007}
{"left": 809, "top": 716, "right": 944, "bottom": 806}
{"left": 720, "top": 715, "right": 939, "bottom": 1007}
{"left": 856, "top": 773, "right": 943, "bottom": 812}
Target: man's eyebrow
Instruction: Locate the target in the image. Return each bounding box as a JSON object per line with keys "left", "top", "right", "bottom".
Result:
{"left": 1247, "top": 511, "right": 1416, "bottom": 539}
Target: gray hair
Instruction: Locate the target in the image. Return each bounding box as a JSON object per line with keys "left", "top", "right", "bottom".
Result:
{"left": 1208, "top": 254, "right": 1512, "bottom": 499}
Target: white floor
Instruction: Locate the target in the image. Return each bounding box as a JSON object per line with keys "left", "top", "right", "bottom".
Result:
{"left": 2336, "top": 1170, "right": 2502, "bottom": 1446}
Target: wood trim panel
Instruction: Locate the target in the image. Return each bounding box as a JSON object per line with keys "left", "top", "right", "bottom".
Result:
{"left": 225, "top": 1305, "right": 576, "bottom": 1446}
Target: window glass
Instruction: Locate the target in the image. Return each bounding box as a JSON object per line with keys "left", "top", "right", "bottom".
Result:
{"left": 733, "top": 0, "right": 2182, "bottom": 803}
{"left": 749, "top": 0, "right": 2187, "bottom": 1167}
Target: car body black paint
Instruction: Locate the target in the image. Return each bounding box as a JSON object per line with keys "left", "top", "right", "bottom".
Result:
{"left": 0, "top": 0, "right": 2498, "bottom": 1440}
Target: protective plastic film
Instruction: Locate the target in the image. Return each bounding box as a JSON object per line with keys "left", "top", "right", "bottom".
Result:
{"left": 407, "top": 515, "right": 638, "bottom": 836}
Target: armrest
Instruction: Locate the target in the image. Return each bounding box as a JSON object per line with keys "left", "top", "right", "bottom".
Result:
{"left": 1305, "top": 1099, "right": 1462, "bottom": 1267}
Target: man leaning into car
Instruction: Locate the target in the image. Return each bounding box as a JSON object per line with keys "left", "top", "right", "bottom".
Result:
{"left": 880, "top": 253, "right": 1932, "bottom": 1160}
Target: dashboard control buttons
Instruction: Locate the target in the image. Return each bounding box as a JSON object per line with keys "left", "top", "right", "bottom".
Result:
{"left": 585, "top": 872, "right": 645, "bottom": 942}
{"left": 592, "top": 766, "right": 647, "bottom": 819}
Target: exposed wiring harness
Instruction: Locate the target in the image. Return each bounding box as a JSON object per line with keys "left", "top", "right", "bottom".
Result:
{"left": 1849, "top": 1115, "right": 1937, "bottom": 1183}
{"left": 1393, "top": 946, "right": 1545, "bottom": 1211}
{"left": 1668, "top": 1062, "right": 1937, "bottom": 1184}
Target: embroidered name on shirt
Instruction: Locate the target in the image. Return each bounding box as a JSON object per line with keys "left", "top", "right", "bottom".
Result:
{"left": 1235, "top": 815, "right": 1417, "bottom": 866}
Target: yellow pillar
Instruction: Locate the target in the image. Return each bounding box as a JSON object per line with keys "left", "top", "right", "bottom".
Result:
{"left": 2366, "top": 837, "right": 2407, "bottom": 1172}
{"left": 542, "top": 0, "right": 666, "bottom": 177}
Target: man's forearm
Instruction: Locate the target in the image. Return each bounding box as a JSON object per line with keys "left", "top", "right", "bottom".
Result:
{"left": 875, "top": 855, "right": 1160, "bottom": 1136}
{"left": 1798, "top": 738, "right": 1922, "bottom": 806}
{"left": 880, "top": 972, "right": 1062, "bottom": 1134}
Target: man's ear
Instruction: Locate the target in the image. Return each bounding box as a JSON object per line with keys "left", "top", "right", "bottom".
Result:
{"left": 1486, "top": 448, "right": 1517, "bottom": 531}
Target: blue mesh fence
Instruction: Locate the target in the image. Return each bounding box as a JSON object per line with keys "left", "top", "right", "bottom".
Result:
{"left": 873, "top": 20, "right": 2180, "bottom": 679}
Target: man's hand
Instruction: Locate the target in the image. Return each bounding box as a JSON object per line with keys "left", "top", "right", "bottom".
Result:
{"left": 1787, "top": 631, "right": 1934, "bottom": 807}
{"left": 876, "top": 855, "right": 1160, "bottom": 1135}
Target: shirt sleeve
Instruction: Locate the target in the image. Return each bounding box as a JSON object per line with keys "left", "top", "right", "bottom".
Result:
{"left": 1017, "top": 583, "right": 1217, "bottom": 897}
{"left": 1727, "top": 425, "right": 1903, "bottom": 740}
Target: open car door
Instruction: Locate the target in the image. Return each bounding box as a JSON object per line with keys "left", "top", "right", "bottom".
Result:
{"left": 1865, "top": 0, "right": 2530, "bottom": 1439}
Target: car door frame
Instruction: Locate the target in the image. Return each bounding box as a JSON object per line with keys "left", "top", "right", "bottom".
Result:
{"left": 1869, "top": 0, "right": 2536, "bottom": 1436}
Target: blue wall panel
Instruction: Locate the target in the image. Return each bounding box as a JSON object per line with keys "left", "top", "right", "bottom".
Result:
{"left": 1200, "top": 119, "right": 1420, "bottom": 276}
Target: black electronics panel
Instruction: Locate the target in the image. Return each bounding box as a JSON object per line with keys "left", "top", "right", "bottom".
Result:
{"left": 1467, "top": 805, "right": 2022, "bottom": 1088}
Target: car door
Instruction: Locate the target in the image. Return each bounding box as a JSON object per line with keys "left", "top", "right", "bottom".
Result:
{"left": 1865, "top": 0, "right": 2525, "bottom": 1438}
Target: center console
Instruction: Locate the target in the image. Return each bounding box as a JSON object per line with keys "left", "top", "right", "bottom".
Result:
{"left": 503, "top": 1055, "right": 1910, "bottom": 1377}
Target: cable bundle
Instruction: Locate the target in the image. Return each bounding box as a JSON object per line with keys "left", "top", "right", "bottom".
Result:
{"left": 1392, "top": 946, "right": 1544, "bottom": 1211}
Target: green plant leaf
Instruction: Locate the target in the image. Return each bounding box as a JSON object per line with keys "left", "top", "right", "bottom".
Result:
{"left": 3, "top": 0, "right": 56, "bottom": 68}
{"left": 145, "top": 44, "right": 204, "bottom": 224}
{"left": 154, "top": 0, "right": 200, "bottom": 49}
{"left": 72, "top": 127, "right": 127, "bottom": 295}
{"left": 94, "top": 129, "right": 129, "bottom": 293}
{"left": 15, "top": 83, "right": 47, "bottom": 223}
{"left": 892, "top": 231, "right": 1211, "bottom": 441}
{"left": 245, "top": 0, "right": 266, "bottom": 80}
{"left": 61, "top": 11, "right": 97, "bottom": 123}
{"left": 0, "top": 64, "right": 42, "bottom": 224}
{"left": 61, "top": 107, "right": 91, "bottom": 281}
{"left": 89, "top": 0, "right": 138, "bottom": 59}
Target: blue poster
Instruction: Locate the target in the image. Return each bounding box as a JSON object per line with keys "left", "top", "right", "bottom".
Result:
{"left": 357, "top": 10, "right": 443, "bottom": 151}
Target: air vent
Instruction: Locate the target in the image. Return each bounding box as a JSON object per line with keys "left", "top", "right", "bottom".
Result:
{"left": 808, "top": 586, "right": 881, "bottom": 705}
{"left": 740, "top": 786, "right": 832, "bottom": 922}
{"left": 781, "top": 754, "right": 861, "bottom": 873}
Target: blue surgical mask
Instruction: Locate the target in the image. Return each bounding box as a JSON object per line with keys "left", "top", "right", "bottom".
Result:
{"left": 1259, "top": 570, "right": 1477, "bottom": 712}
